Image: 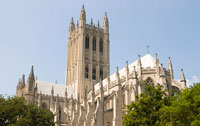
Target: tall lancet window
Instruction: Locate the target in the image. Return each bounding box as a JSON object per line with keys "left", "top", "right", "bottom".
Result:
{"left": 100, "top": 67, "right": 103, "bottom": 80}
{"left": 85, "top": 35, "right": 89, "bottom": 49}
{"left": 92, "top": 66, "right": 96, "bottom": 80}
{"left": 85, "top": 65, "right": 89, "bottom": 79}
{"left": 92, "top": 36, "right": 96, "bottom": 51}
{"left": 100, "top": 38, "right": 103, "bottom": 52}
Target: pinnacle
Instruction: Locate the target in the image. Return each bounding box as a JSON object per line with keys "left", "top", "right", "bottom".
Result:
{"left": 81, "top": 4, "right": 85, "bottom": 12}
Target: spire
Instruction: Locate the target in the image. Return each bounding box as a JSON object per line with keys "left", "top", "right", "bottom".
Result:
{"left": 69, "top": 17, "right": 75, "bottom": 32}
{"left": 160, "top": 64, "right": 165, "bottom": 76}
{"left": 180, "top": 69, "right": 187, "bottom": 88}
{"left": 103, "top": 12, "right": 109, "bottom": 33}
{"left": 132, "top": 66, "right": 137, "bottom": 78}
{"left": 126, "top": 61, "right": 129, "bottom": 74}
{"left": 79, "top": 5, "right": 86, "bottom": 27}
{"left": 168, "top": 57, "right": 174, "bottom": 79}
{"left": 29, "top": 65, "right": 35, "bottom": 80}
{"left": 155, "top": 53, "right": 160, "bottom": 75}
{"left": 22, "top": 74, "right": 25, "bottom": 86}
{"left": 137, "top": 55, "right": 142, "bottom": 80}
{"left": 155, "top": 53, "right": 159, "bottom": 65}
{"left": 27, "top": 66, "right": 35, "bottom": 93}
{"left": 116, "top": 67, "right": 120, "bottom": 83}
{"left": 180, "top": 69, "right": 186, "bottom": 82}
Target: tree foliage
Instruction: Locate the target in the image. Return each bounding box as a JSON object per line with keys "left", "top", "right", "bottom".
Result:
{"left": 160, "top": 83, "right": 200, "bottom": 126}
{"left": 123, "top": 83, "right": 170, "bottom": 126}
{"left": 0, "top": 96, "right": 55, "bottom": 126}
{"left": 123, "top": 83, "right": 200, "bottom": 126}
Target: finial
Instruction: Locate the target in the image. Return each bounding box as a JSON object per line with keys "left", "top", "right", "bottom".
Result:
{"left": 104, "top": 12, "right": 107, "bottom": 18}
{"left": 81, "top": 4, "right": 85, "bottom": 12}
{"left": 180, "top": 68, "right": 186, "bottom": 82}
{"left": 30, "top": 65, "right": 34, "bottom": 76}
{"left": 126, "top": 61, "right": 128, "bottom": 66}
{"left": 71, "top": 17, "right": 74, "bottom": 23}
{"left": 116, "top": 66, "right": 119, "bottom": 73}
{"left": 146, "top": 45, "right": 150, "bottom": 54}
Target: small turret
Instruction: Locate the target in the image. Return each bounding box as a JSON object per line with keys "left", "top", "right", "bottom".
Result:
{"left": 180, "top": 69, "right": 187, "bottom": 88}
{"left": 168, "top": 57, "right": 174, "bottom": 79}
{"left": 79, "top": 5, "right": 86, "bottom": 27}
{"left": 103, "top": 12, "right": 109, "bottom": 33}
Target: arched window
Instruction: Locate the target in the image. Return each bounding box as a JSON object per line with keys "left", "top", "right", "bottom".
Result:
{"left": 99, "top": 38, "right": 103, "bottom": 52}
{"left": 59, "top": 109, "right": 62, "bottom": 120}
{"left": 172, "top": 86, "right": 180, "bottom": 93}
{"left": 85, "top": 65, "right": 89, "bottom": 79}
{"left": 41, "top": 102, "right": 47, "bottom": 109}
{"left": 92, "top": 36, "right": 96, "bottom": 51}
{"left": 85, "top": 35, "right": 89, "bottom": 49}
{"left": 100, "top": 67, "right": 103, "bottom": 80}
{"left": 146, "top": 77, "right": 154, "bottom": 86}
{"left": 92, "top": 67, "right": 96, "bottom": 80}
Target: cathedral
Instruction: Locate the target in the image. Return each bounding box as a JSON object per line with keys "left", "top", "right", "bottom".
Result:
{"left": 16, "top": 5, "right": 187, "bottom": 126}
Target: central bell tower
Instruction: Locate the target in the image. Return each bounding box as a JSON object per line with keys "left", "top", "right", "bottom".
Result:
{"left": 65, "top": 5, "right": 110, "bottom": 99}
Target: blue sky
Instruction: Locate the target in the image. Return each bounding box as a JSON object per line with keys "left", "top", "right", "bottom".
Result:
{"left": 0, "top": 0, "right": 199, "bottom": 96}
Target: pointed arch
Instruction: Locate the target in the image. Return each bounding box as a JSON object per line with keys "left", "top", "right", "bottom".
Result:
{"left": 85, "top": 35, "right": 89, "bottom": 49}
{"left": 99, "top": 38, "right": 103, "bottom": 52}
{"left": 92, "top": 66, "right": 96, "bottom": 80}
{"left": 146, "top": 77, "right": 154, "bottom": 86}
{"left": 41, "top": 102, "right": 47, "bottom": 109}
{"left": 92, "top": 36, "right": 96, "bottom": 51}
{"left": 85, "top": 65, "right": 89, "bottom": 79}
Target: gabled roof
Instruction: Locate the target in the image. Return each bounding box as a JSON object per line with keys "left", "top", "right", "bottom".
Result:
{"left": 95, "top": 54, "right": 156, "bottom": 90}
{"left": 110, "top": 54, "right": 156, "bottom": 82}
{"left": 36, "top": 80, "right": 74, "bottom": 98}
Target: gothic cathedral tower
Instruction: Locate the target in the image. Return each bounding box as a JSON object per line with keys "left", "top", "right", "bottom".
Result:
{"left": 65, "top": 5, "right": 110, "bottom": 100}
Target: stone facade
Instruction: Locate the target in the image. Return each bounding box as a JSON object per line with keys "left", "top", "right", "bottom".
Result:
{"left": 16, "top": 5, "right": 187, "bottom": 126}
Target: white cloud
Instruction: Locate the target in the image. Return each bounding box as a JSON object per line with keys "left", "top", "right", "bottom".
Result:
{"left": 186, "top": 76, "right": 200, "bottom": 87}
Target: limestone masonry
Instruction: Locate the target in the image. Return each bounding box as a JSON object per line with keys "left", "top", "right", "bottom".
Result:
{"left": 16, "top": 5, "right": 187, "bottom": 126}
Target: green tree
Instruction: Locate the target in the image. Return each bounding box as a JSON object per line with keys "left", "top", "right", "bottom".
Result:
{"left": 0, "top": 96, "right": 55, "bottom": 126}
{"left": 123, "top": 83, "right": 170, "bottom": 126}
{"left": 160, "top": 83, "right": 200, "bottom": 126}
